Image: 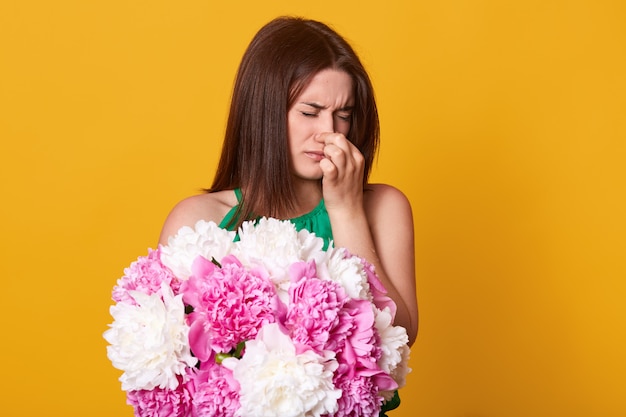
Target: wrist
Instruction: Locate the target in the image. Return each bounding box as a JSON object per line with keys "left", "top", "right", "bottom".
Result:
{"left": 326, "top": 204, "right": 365, "bottom": 224}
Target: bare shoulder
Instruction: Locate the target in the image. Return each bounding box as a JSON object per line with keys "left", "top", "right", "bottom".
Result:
{"left": 158, "top": 190, "right": 237, "bottom": 245}
{"left": 363, "top": 183, "right": 413, "bottom": 222}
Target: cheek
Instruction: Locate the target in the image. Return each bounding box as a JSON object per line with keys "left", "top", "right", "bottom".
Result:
{"left": 286, "top": 114, "right": 297, "bottom": 147}
{"left": 287, "top": 112, "right": 301, "bottom": 136}
{"left": 287, "top": 119, "right": 307, "bottom": 157}
{"left": 336, "top": 120, "right": 351, "bottom": 137}
{"left": 287, "top": 117, "right": 312, "bottom": 142}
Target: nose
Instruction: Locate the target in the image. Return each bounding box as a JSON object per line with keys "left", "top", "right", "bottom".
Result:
{"left": 318, "top": 113, "right": 336, "bottom": 134}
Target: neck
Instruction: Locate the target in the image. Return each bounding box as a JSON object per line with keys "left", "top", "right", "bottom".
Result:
{"left": 287, "top": 180, "right": 323, "bottom": 218}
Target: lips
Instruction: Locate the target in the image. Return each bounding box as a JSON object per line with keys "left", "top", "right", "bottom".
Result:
{"left": 304, "top": 151, "right": 325, "bottom": 161}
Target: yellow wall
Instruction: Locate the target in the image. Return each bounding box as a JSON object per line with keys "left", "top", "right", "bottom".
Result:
{"left": 1, "top": 0, "right": 624, "bottom": 416}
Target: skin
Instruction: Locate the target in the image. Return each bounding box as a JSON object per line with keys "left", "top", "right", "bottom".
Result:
{"left": 159, "top": 69, "right": 418, "bottom": 345}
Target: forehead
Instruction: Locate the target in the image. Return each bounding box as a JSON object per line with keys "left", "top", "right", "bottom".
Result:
{"left": 295, "top": 69, "right": 354, "bottom": 104}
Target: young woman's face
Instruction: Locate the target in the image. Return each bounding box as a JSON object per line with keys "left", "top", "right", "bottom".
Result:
{"left": 287, "top": 68, "right": 354, "bottom": 181}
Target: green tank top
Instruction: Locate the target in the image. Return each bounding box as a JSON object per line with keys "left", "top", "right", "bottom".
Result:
{"left": 218, "top": 188, "right": 334, "bottom": 249}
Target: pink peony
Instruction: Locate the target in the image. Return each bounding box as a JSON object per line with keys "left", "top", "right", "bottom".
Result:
{"left": 189, "top": 361, "right": 240, "bottom": 417}
{"left": 327, "top": 298, "right": 398, "bottom": 417}
{"left": 285, "top": 261, "right": 349, "bottom": 353}
{"left": 341, "top": 298, "right": 381, "bottom": 360}
{"left": 126, "top": 376, "right": 192, "bottom": 417}
{"left": 361, "top": 259, "right": 396, "bottom": 318}
{"left": 112, "top": 248, "right": 180, "bottom": 304}
{"left": 330, "top": 337, "right": 397, "bottom": 417}
{"left": 182, "top": 255, "right": 281, "bottom": 359}
{"left": 330, "top": 365, "right": 383, "bottom": 417}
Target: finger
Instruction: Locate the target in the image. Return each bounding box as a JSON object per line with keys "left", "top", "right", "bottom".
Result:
{"left": 320, "top": 146, "right": 342, "bottom": 180}
{"left": 319, "top": 158, "right": 337, "bottom": 180}
{"left": 326, "top": 135, "right": 364, "bottom": 167}
{"left": 320, "top": 132, "right": 352, "bottom": 151}
{"left": 323, "top": 143, "right": 347, "bottom": 164}
{"left": 326, "top": 141, "right": 363, "bottom": 174}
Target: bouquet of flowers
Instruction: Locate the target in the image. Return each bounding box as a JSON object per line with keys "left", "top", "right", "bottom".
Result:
{"left": 104, "top": 218, "right": 411, "bottom": 417}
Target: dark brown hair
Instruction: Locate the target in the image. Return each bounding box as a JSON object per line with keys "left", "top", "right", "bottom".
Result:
{"left": 210, "top": 16, "right": 380, "bottom": 227}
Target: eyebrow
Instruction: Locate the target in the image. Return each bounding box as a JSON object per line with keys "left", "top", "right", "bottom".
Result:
{"left": 301, "top": 102, "right": 354, "bottom": 111}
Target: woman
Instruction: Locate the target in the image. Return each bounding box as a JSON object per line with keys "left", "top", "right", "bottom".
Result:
{"left": 159, "top": 16, "right": 418, "bottom": 346}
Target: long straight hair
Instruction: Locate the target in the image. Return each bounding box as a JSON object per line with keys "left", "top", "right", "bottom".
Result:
{"left": 210, "top": 16, "right": 380, "bottom": 229}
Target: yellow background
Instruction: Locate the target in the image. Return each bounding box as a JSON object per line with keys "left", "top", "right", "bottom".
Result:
{"left": 1, "top": 0, "right": 624, "bottom": 416}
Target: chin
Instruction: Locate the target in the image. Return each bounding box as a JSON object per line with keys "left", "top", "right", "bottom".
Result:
{"left": 292, "top": 171, "right": 324, "bottom": 182}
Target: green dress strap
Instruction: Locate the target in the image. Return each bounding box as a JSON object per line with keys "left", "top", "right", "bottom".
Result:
{"left": 218, "top": 188, "right": 243, "bottom": 230}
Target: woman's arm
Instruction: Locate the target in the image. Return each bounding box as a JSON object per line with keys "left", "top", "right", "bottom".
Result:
{"left": 318, "top": 133, "right": 418, "bottom": 345}
{"left": 328, "top": 184, "right": 418, "bottom": 346}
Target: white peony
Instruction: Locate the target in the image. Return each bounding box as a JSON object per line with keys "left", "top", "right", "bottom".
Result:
{"left": 296, "top": 228, "right": 328, "bottom": 263}
{"left": 160, "top": 219, "right": 236, "bottom": 279}
{"left": 389, "top": 344, "right": 411, "bottom": 391}
{"left": 103, "top": 284, "right": 197, "bottom": 391}
{"left": 234, "top": 218, "right": 325, "bottom": 301}
{"left": 222, "top": 323, "right": 340, "bottom": 417}
{"left": 374, "top": 307, "right": 411, "bottom": 400}
{"left": 318, "top": 247, "right": 371, "bottom": 300}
